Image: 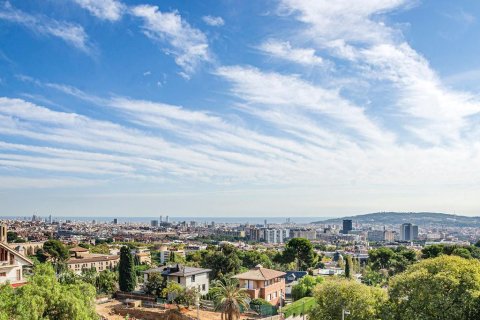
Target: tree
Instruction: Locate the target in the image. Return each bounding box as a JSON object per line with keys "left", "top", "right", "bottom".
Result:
{"left": 97, "top": 269, "right": 118, "bottom": 295}
{"left": 162, "top": 281, "right": 185, "bottom": 303}
{"left": 291, "top": 275, "right": 324, "bottom": 300}
{"left": 119, "top": 246, "right": 136, "bottom": 292}
{"left": 42, "top": 240, "right": 69, "bottom": 265}
{"left": 145, "top": 272, "right": 165, "bottom": 297}
{"left": 282, "top": 238, "right": 316, "bottom": 271}
{"left": 368, "top": 247, "right": 416, "bottom": 276}
{"left": 310, "top": 278, "right": 387, "bottom": 320}
{"left": 387, "top": 255, "right": 480, "bottom": 320}
{"left": 0, "top": 263, "right": 98, "bottom": 320}
{"left": 421, "top": 244, "right": 444, "bottom": 259}
{"left": 345, "top": 255, "right": 353, "bottom": 279}
{"left": 211, "top": 278, "right": 251, "bottom": 320}
{"left": 201, "top": 245, "right": 242, "bottom": 280}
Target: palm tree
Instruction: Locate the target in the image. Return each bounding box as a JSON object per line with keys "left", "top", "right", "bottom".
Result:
{"left": 211, "top": 278, "right": 251, "bottom": 320}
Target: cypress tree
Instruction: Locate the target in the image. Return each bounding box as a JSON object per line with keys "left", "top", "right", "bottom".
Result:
{"left": 345, "top": 255, "right": 353, "bottom": 279}
{"left": 119, "top": 246, "right": 136, "bottom": 292}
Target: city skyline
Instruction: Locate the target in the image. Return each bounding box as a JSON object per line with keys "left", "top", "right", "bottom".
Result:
{"left": 2, "top": 0, "right": 480, "bottom": 217}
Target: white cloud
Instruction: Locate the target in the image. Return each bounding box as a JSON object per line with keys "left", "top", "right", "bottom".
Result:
{"left": 131, "top": 4, "right": 209, "bottom": 76}
{"left": 202, "top": 15, "right": 224, "bottom": 27}
{"left": 0, "top": 2, "right": 91, "bottom": 52}
{"left": 73, "top": 0, "right": 124, "bottom": 21}
{"left": 258, "top": 39, "right": 324, "bottom": 66}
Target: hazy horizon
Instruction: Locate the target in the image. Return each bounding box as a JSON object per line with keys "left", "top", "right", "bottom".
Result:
{"left": 2, "top": 0, "right": 480, "bottom": 216}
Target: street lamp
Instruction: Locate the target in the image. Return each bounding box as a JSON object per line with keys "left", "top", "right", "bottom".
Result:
{"left": 342, "top": 309, "right": 350, "bottom": 320}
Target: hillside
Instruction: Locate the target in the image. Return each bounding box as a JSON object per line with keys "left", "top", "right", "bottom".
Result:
{"left": 312, "top": 212, "right": 480, "bottom": 227}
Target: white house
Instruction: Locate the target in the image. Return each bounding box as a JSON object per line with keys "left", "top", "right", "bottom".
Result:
{"left": 143, "top": 264, "right": 211, "bottom": 296}
{"left": 0, "top": 241, "right": 34, "bottom": 287}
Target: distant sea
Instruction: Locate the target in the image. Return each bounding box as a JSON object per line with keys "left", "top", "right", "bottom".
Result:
{"left": 0, "top": 216, "right": 331, "bottom": 225}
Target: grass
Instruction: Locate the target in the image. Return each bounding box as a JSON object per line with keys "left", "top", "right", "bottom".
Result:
{"left": 282, "top": 297, "right": 316, "bottom": 318}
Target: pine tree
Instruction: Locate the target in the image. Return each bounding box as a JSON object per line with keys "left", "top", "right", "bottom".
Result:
{"left": 119, "top": 246, "right": 136, "bottom": 292}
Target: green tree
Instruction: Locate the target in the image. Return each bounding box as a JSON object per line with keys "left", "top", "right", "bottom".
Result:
{"left": 97, "top": 270, "right": 118, "bottom": 295}
{"left": 162, "top": 281, "right": 185, "bottom": 303}
{"left": 42, "top": 240, "right": 70, "bottom": 266}
{"left": 387, "top": 255, "right": 480, "bottom": 320}
{"left": 421, "top": 244, "right": 444, "bottom": 259}
{"left": 1, "top": 263, "right": 98, "bottom": 320}
{"left": 201, "top": 244, "right": 242, "bottom": 280}
{"left": 211, "top": 278, "right": 251, "bottom": 320}
{"left": 119, "top": 246, "right": 136, "bottom": 292}
{"left": 310, "top": 278, "right": 387, "bottom": 320}
{"left": 291, "top": 275, "right": 324, "bottom": 300}
{"left": 345, "top": 255, "right": 353, "bottom": 279}
{"left": 145, "top": 272, "right": 165, "bottom": 297}
{"left": 283, "top": 238, "right": 316, "bottom": 271}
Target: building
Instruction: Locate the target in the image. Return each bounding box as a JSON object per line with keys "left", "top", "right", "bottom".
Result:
{"left": 113, "top": 219, "right": 118, "bottom": 225}
{"left": 66, "top": 247, "right": 119, "bottom": 274}
{"left": 151, "top": 220, "right": 159, "bottom": 227}
{"left": 400, "top": 223, "right": 418, "bottom": 241}
{"left": 143, "top": 264, "right": 211, "bottom": 296}
{"left": 1, "top": 226, "right": 34, "bottom": 287}
{"left": 342, "top": 219, "right": 353, "bottom": 234}
{"left": 158, "top": 245, "right": 186, "bottom": 264}
{"left": 0, "top": 224, "right": 6, "bottom": 243}
{"left": 290, "top": 229, "right": 316, "bottom": 240}
{"left": 232, "top": 265, "right": 286, "bottom": 306}
{"left": 134, "top": 248, "right": 152, "bottom": 265}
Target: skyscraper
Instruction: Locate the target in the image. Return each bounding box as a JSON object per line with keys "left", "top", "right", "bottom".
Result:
{"left": 342, "top": 219, "right": 353, "bottom": 234}
{"left": 400, "top": 223, "right": 418, "bottom": 241}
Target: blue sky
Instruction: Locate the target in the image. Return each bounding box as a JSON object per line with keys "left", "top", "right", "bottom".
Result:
{"left": 1, "top": 0, "right": 480, "bottom": 218}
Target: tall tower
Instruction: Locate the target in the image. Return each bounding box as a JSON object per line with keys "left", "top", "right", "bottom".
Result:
{"left": 0, "top": 223, "right": 7, "bottom": 243}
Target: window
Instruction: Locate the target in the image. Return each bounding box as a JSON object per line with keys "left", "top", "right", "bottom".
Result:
{"left": 274, "top": 292, "right": 277, "bottom": 298}
{"left": 16, "top": 269, "right": 21, "bottom": 281}
{"left": 0, "top": 272, "right": 6, "bottom": 277}
{"left": 267, "top": 294, "right": 271, "bottom": 301}
{"left": 178, "top": 276, "right": 181, "bottom": 283}
{"left": 202, "top": 284, "right": 206, "bottom": 291}
{"left": 191, "top": 275, "right": 196, "bottom": 282}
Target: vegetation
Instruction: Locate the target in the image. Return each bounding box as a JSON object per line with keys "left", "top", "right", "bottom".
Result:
{"left": 211, "top": 278, "right": 251, "bottom": 320}
{"left": 119, "top": 246, "right": 136, "bottom": 292}
{"left": 278, "top": 238, "right": 317, "bottom": 271}
{"left": 144, "top": 272, "right": 165, "bottom": 297}
{"left": 6, "top": 231, "right": 26, "bottom": 243}
{"left": 291, "top": 275, "right": 324, "bottom": 301}
{"left": 421, "top": 244, "right": 480, "bottom": 259}
{"left": 282, "top": 297, "right": 316, "bottom": 319}
{"left": 0, "top": 263, "right": 98, "bottom": 320}
{"left": 310, "top": 278, "right": 387, "bottom": 320}
{"left": 387, "top": 255, "right": 480, "bottom": 320}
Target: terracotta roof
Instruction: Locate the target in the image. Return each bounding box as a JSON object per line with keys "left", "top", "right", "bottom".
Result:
{"left": 232, "top": 266, "right": 286, "bottom": 281}
{"left": 143, "top": 265, "right": 211, "bottom": 276}
{"left": 67, "top": 254, "right": 119, "bottom": 264}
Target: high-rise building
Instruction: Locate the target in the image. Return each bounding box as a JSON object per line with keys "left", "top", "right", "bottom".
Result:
{"left": 400, "top": 223, "right": 418, "bottom": 241}
{"left": 151, "top": 220, "right": 159, "bottom": 227}
{"left": 342, "top": 219, "right": 353, "bottom": 234}
{"left": 113, "top": 218, "right": 118, "bottom": 225}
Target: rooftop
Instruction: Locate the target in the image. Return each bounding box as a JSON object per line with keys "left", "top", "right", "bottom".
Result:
{"left": 232, "top": 265, "right": 286, "bottom": 281}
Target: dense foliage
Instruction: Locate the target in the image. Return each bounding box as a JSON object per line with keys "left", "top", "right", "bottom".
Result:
{"left": 387, "top": 255, "right": 480, "bottom": 320}
{"left": 0, "top": 264, "right": 98, "bottom": 320}
{"left": 119, "top": 245, "right": 136, "bottom": 292}
{"left": 310, "top": 278, "right": 387, "bottom": 320}
{"left": 291, "top": 275, "right": 324, "bottom": 301}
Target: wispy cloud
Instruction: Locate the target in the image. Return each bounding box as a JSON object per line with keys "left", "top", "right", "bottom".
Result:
{"left": 131, "top": 4, "right": 210, "bottom": 78}
{"left": 202, "top": 15, "right": 224, "bottom": 27}
{"left": 0, "top": 2, "right": 91, "bottom": 53}
{"left": 258, "top": 39, "right": 325, "bottom": 66}
{"left": 73, "top": 0, "right": 125, "bottom": 22}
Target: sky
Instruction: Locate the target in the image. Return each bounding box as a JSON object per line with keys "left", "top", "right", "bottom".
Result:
{"left": 1, "top": 0, "right": 480, "bottom": 218}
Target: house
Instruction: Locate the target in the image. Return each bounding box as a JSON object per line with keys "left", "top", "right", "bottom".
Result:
{"left": 0, "top": 239, "right": 34, "bottom": 287}
{"left": 232, "top": 264, "right": 286, "bottom": 306}
{"left": 285, "top": 271, "right": 308, "bottom": 284}
{"left": 66, "top": 246, "right": 119, "bottom": 274}
{"left": 143, "top": 264, "right": 211, "bottom": 296}
{"left": 158, "top": 245, "right": 185, "bottom": 264}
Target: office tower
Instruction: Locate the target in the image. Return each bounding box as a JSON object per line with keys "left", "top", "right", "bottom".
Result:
{"left": 401, "top": 223, "right": 417, "bottom": 241}
{"left": 342, "top": 219, "right": 353, "bottom": 234}
{"left": 113, "top": 218, "right": 118, "bottom": 225}
{"left": 160, "top": 215, "right": 163, "bottom": 223}
{"left": 151, "top": 220, "right": 159, "bottom": 227}
{"left": 48, "top": 215, "right": 52, "bottom": 224}
{"left": 166, "top": 216, "right": 169, "bottom": 223}
{"left": 264, "top": 219, "right": 267, "bottom": 228}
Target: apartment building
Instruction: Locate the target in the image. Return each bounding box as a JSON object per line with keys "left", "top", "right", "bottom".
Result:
{"left": 66, "top": 246, "right": 119, "bottom": 274}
